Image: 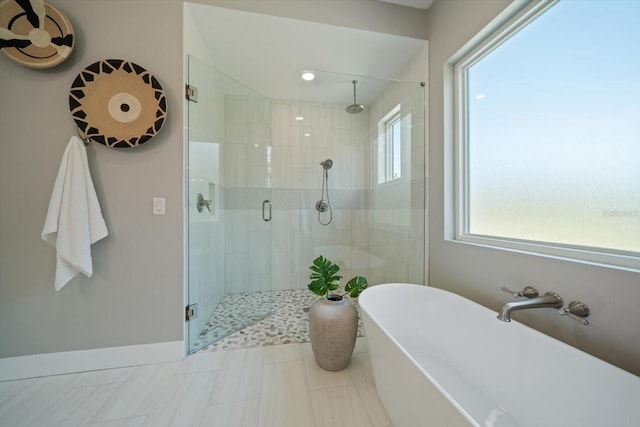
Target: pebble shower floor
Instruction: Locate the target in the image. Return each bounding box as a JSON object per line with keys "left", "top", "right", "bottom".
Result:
{"left": 194, "top": 289, "right": 366, "bottom": 352}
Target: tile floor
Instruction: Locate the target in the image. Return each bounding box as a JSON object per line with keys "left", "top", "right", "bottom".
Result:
{"left": 0, "top": 339, "right": 393, "bottom": 427}
{"left": 194, "top": 289, "right": 365, "bottom": 352}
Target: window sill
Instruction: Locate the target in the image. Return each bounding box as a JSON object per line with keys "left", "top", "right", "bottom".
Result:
{"left": 450, "top": 234, "right": 640, "bottom": 273}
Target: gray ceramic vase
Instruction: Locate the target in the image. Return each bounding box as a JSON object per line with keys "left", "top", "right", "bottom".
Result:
{"left": 308, "top": 295, "right": 358, "bottom": 371}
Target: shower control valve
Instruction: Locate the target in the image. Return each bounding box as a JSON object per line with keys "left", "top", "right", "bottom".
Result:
{"left": 501, "top": 286, "right": 539, "bottom": 299}
{"left": 558, "top": 301, "right": 590, "bottom": 325}
{"left": 315, "top": 200, "right": 329, "bottom": 213}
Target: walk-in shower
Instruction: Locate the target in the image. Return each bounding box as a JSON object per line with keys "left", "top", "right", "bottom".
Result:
{"left": 315, "top": 159, "right": 333, "bottom": 225}
{"left": 185, "top": 3, "right": 427, "bottom": 354}
{"left": 186, "top": 63, "right": 426, "bottom": 352}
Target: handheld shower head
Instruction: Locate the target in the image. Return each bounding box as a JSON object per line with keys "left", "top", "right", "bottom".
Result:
{"left": 320, "top": 159, "right": 333, "bottom": 170}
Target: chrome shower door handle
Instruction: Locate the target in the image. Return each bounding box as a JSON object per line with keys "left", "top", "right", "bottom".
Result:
{"left": 262, "top": 200, "right": 272, "bottom": 222}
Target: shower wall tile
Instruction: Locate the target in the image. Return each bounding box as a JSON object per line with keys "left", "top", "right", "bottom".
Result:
{"left": 223, "top": 144, "right": 248, "bottom": 187}
{"left": 331, "top": 168, "right": 352, "bottom": 191}
{"left": 332, "top": 105, "right": 351, "bottom": 130}
{"left": 248, "top": 97, "right": 271, "bottom": 124}
{"left": 292, "top": 167, "right": 317, "bottom": 189}
{"left": 331, "top": 209, "right": 352, "bottom": 231}
{"left": 312, "top": 104, "right": 331, "bottom": 131}
{"left": 218, "top": 87, "right": 425, "bottom": 297}
{"left": 269, "top": 210, "right": 293, "bottom": 240}
{"left": 248, "top": 123, "right": 269, "bottom": 147}
{"left": 248, "top": 166, "right": 270, "bottom": 188}
{"left": 331, "top": 128, "right": 352, "bottom": 147}
{"left": 293, "top": 208, "right": 310, "bottom": 234}
{"left": 291, "top": 101, "right": 312, "bottom": 125}
{"left": 271, "top": 250, "right": 293, "bottom": 291}
{"left": 226, "top": 253, "right": 249, "bottom": 293}
{"left": 290, "top": 145, "right": 313, "bottom": 169}
{"left": 293, "top": 126, "right": 314, "bottom": 146}
{"left": 351, "top": 210, "right": 369, "bottom": 249}
{"left": 248, "top": 140, "right": 269, "bottom": 166}
{"left": 249, "top": 274, "right": 271, "bottom": 292}
{"left": 225, "top": 97, "right": 248, "bottom": 145}
{"left": 336, "top": 141, "right": 355, "bottom": 164}
{"left": 270, "top": 145, "right": 291, "bottom": 167}
{"left": 271, "top": 102, "right": 292, "bottom": 146}
{"left": 313, "top": 124, "right": 332, "bottom": 148}
{"left": 225, "top": 211, "right": 249, "bottom": 253}
{"left": 352, "top": 110, "right": 370, "bottom": 144}
{"left": 249, "top": 231, "right": 271, "bottom": 274}
{"left": 270, "top": 163, "right": 292, "bottom": 189}
{"left": 351, "top": 147, "right": 367, "bottom": 189}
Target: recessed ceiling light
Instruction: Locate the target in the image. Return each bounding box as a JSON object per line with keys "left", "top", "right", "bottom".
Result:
{"left": 304, "top": 133, "right": 311, "bottom": 137}
{"left": 301, "top": 71, "right": 315, "bottom": 81}
{"left": 295, "top": 116, "right": 304, "bottom": 121}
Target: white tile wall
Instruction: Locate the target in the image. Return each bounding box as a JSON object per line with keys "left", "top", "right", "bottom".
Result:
{"left": 209, "top": 67, "right": 426, "bottom": 297}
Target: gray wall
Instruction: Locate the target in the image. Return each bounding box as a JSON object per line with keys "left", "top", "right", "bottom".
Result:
{"left": 0, "top": 0, "right": 184, "bottom": 358}
{"left": 426, "top": 0, "right": 640, "bottom": 375}
{"left": 190, "top": 0, "right": 429, "bottom": 39}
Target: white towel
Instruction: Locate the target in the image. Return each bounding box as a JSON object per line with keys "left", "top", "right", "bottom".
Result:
{"left": 42, "top": 136, "right": 109, "bottom": 291}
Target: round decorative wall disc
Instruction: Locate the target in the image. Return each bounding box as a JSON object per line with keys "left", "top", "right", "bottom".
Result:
{"left": 68, "top": 59, "right": 168, "bottom": 148}
{"left": 0, "top": 0, "right": 74, "bottom": 68}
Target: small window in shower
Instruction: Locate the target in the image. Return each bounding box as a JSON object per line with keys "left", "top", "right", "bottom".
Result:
{"left": 377, "top": 104, "right": 402, "bottom": 184}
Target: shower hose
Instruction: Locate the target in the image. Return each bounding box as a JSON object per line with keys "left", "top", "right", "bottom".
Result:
{"left": 318, "top": 167, "right": 332, "bottom": 226}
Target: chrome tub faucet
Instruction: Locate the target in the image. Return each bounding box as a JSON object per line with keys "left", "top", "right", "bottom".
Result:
{"left": 497, "top": 286, "right": 563, "bottom": 322}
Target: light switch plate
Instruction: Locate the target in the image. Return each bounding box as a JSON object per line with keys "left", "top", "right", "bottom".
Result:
{"left": 153, "top": 197, "right": 166, "bottom": 215}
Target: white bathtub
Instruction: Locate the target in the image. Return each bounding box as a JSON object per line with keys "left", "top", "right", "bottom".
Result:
{"left": 359, "top": 283, "right": 640, "bottom": 427}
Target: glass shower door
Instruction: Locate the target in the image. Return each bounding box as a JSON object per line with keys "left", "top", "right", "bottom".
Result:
{"left": 187, "top": 55, "right": 272, "bottom": 353}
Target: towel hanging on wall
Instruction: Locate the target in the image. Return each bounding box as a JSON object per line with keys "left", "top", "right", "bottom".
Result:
{"left": 42, "top": 136, "right": 108, "bottom": 291}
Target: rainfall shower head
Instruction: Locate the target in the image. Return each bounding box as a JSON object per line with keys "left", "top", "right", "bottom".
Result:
{"left": 346, "top": 80, "right": 365, "bottom": 114}
{"left": 320, "top": 159, "right": 333, "bottom": 170}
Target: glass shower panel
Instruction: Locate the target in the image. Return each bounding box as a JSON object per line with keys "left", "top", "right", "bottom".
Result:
{"left": 282, "top": 72, "right": 426, "bottom": 290}
{"left": 187, "top": 55, "right": 272, "bottom": 353}
{"left": 366, "top": 78, "right": 426, "bottom": 285}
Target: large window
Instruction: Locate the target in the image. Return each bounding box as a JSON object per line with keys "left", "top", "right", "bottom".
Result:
{"left": 454, "top": 0, "right": 640, "bottom": 270}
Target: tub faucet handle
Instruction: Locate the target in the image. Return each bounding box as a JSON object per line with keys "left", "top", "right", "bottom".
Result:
{"left": 501, "top": 286, "right": 539, "bottom": 299}
{"left": 558, "top": 301, "right": 590, "bottom": 325}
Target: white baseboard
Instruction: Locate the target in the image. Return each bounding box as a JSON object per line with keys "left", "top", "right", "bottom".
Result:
{"left": 0, "top": 341, "right": 184, "bottom": 381}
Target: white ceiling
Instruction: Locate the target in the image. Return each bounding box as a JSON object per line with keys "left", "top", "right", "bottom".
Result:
{"left": 379, "top": 0, "right": 434, "bottom": 9}
{"left": 187, "top": 4, "right": 427, "bottom": 106}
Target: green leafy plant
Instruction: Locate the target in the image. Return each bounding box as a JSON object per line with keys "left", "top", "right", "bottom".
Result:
{"left": 308, "top": 256, "right": 368, "bottom": 300}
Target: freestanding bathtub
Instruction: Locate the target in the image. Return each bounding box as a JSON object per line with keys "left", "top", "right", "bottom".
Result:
{"left": 359, "top": 283, "right": 640, "bottom": 427}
